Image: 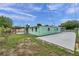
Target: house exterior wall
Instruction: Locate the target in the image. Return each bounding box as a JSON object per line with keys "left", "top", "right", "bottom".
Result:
{"left": 16, "top": 28, "right": 25, "bottom": 34}
{"left": 11, "top": 28, "right": 25, "bottom": 34}
{"left": 28, "top": 26, "right": 61, "bottom": 36}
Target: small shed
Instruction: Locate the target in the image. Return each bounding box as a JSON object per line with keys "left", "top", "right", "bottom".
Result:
{"left": 11, "top": 26, "right": 25, "bottom": 34}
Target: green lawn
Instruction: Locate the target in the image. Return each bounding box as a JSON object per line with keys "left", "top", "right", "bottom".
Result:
{"left": 78, "top": 32, "right": 79, "bottom": 37}
{"left": 0, "top": 34, "right": 79, "bottom": 56}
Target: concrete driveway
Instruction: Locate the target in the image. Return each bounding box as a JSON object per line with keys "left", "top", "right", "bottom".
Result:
{"left": 38, "top": 32, "right": 76, "bottom": 51}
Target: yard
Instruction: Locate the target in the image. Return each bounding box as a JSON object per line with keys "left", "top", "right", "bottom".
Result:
{"left": 75, "top": 31, "right": 79, "bottom": 51}
{"left": 0, "top": 34, "right": 79, "bottom": 56}
{"left": 76, "top": 31, "right": 79, "bottom": 42}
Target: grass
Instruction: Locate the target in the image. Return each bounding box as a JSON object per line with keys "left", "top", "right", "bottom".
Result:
{"left": 74, "top": 31, "right": 79, "bottom": 55}
{"left": 76, "top": 31, "right": 79, "bottom": 43}
{"left": 0, "top": 34, "right": 36, "bottom": 48}
{"left": 0, "top": 34, "right": 79, "bottom": 56}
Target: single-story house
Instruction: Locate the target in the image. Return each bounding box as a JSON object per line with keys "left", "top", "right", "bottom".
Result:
{"left": 11, "top": 25, "right": 61, "bottom": 36}
{"left": 27, "top": 25, "right": 61, "bottom": 36}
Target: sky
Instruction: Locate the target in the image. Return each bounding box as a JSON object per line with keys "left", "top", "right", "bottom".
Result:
{"left": 0, "top": 3, "right": 78, "bottom": 26}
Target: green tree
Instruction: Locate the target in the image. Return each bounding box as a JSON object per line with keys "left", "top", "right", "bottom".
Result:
{"left": 0, "top": 16, "right": 12, "bottom": 28}
{"left": 37, "top": 23, "right": 42, "bottom": 27}
{"left": 59, "top": 20, "right": 79, "bottom": 30}
{"left": 0, "top": 16, "right": 13, "bottom": 37}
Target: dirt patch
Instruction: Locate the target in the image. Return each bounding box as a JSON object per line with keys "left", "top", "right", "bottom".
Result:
{"left": 76, "top": 43, "right": 79, "bottom": 52}
{"left": 48, "top": 51, "right": 58, "bottom": 56}
{"left": 14, "top": 48, "right": 33, "bottom": 56}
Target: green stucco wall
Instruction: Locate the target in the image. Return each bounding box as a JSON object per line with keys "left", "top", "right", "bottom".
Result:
{"left": 28, "top": 26, "right": 61, "bottom": 36}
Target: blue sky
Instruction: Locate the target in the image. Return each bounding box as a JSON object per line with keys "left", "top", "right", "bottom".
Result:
{"left": 0, "top": 3, "right": 78, "bottom": 26}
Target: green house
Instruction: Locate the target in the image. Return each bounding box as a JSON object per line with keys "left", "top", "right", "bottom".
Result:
{"left": 27, "top": 25, "right": 61, "bottom": 36}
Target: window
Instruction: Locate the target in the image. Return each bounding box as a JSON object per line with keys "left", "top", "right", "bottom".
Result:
{"left": 56, "top": 28, "right": 58, "bottom": 30}
{"left": 35, "top": 27, "right": 37, "bottom": 32}
{"left": 32, "top": 27, "right": 33, "bottom": 32}
{"left": 54, "top": 28, "right": 58, "bottom": 31}
{"left": 56, "top": 28, "right": 58, "bottom": 31}
{"left": 48, "top": 28, "right": 50, "bottom": 31}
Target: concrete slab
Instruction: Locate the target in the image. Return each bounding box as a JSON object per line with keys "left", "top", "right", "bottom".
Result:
{"left": 38, "top": 32, "right": 76, "bottom": 51}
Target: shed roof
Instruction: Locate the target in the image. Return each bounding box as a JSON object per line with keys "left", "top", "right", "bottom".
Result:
{"left": 12, "top": 26, "right": 25, "bottom": 29}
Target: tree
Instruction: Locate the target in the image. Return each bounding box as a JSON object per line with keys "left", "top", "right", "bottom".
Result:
{"left": 0, "top": 16, "right": 13, "bottom": 28}
{"left": 59, "top": 20, "right": 79, "bottom": 30}
{"left": 0, "top": 16, "right": 13, "bottom": 36}
{"left": 37, "top": 23, "right": 42, "bottom": 27}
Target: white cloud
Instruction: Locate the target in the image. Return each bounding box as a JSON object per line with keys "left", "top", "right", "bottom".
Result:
{"left": 66, "top": 4, "right": 79, "bottom": 14}
{"left": 27, "top": 4, "right": 42, "bottom": 11}
{"left": 0, "top": 4, "right": 37, "bottom": 26}
{"left": 19, "top": 4, "right": 42, "bottom": 12}
{"left": 0, "top": 12, "right": 36, "bottom": 22}
{"left": 66, "top": 7, "right": 79, "bottom": 14}
{"left": 32, "top": 7, "right": 42, "bottom": 11}
{"left": 66, "top": 7, "right": 75, "bottom": 14}
{"left": 0, "top": 7, "right": 36, "bottom": 18}
{"left": 47, "top": 4, "right": 64, "bottom": 11}
{"left": 61, "top": 19, "right": 73, "bottom": 23}
{"left": 0, "top": 3, "right": 13, "bottom": 7}
{"left": 11, "top": 15, "right": 35, "bottom": 21}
